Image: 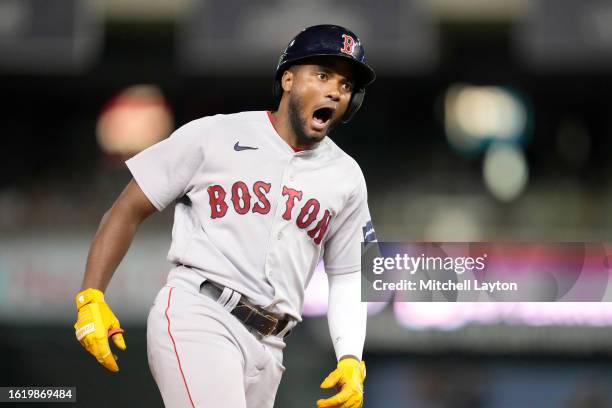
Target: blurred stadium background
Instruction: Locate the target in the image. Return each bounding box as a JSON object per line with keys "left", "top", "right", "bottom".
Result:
{"left": 2, "top": 0, "right": 612, "bottom": 406}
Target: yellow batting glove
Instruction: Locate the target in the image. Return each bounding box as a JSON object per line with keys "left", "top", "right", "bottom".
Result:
{"left": 317, "top": 358, "right": 366, "bottom": 408}
{"left": 73, "top": 288, "right": 126, "bottom": 372}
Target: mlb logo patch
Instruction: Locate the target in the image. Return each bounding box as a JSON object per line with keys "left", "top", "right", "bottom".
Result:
{"left": 362, "top": 220, "right": 376, "bottom": 243}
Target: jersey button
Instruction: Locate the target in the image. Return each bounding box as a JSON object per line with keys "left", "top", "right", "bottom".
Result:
{"left": 277, "top": 232, "right": 283, "bottom": 240}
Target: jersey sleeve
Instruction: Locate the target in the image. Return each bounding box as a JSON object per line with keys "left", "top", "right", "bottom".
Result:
{"left": 323, "top": 167, "right": 376, "bottom": 276}
{"left": 125, "top": 119, "right": 208, "bottom": 211}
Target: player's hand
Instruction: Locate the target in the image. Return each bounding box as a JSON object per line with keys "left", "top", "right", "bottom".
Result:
{"left": 73, "top": 288, "right": 126, "bottom": 372}
{"left": 317, "top": 358, "right": 366, "bottom": 408}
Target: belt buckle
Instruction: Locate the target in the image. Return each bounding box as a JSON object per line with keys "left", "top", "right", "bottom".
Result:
{"left": 257, "top": 314, "right": 278, "bottom": 337}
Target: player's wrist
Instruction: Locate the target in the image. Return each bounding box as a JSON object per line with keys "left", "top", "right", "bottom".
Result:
{"left": 337, "top": 358, "right": 366, "bottom": 381}
{"left": 75, "top": 288, "right": 105, "bottom": 310}
{"left": 337, "top": 357, "right": 361, "bottom": 377}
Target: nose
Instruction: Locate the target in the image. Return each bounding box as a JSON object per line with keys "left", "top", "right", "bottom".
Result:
{"left": 325, "top": 80, "right": 341, "bottom": 102}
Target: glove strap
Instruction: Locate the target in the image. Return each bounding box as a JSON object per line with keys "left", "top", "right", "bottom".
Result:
{"left": 75, "top": 288, "right": 105, "bottom": 310}
{"left": 337, "top": 358, "right": 367, "bottom": 381}
{"left": 108, "top": 328, "right": 124, "bottom": 337}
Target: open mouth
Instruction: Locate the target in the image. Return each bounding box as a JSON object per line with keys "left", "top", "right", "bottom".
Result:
{"left": 312, "top": 107, "right": 334, "bottom": 129}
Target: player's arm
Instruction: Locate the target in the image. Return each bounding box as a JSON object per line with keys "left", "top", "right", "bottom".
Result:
{"left": 75, "top": 118, "right": 205, "bottom": 372}
{"left": 74, "top": 179, "right": 157, "bottom": 372}
{"left": 327, "top": 272, "right": 367, "bottom": 362}
{"left": 317, "top": 272, "right": 367, "bottom": 408}
{"left": 318, "top": 168, "right": 372, "bottom": 408}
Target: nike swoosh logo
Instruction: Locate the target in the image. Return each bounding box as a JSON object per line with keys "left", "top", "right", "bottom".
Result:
{"left": 234, "top": 142, "right": 258, "bottom": 151}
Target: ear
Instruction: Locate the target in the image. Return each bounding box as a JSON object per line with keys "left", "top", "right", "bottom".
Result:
{"left": 281, "top": 69, "right": 294, "bottom": 93}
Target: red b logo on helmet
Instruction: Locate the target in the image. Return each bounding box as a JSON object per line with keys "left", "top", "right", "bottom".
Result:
{"left": 340, "top": 34, "right": 355, "bottom": 55}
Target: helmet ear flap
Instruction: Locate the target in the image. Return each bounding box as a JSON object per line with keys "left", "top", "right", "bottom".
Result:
{"left": 341, "top": 88, "right": 365, "bottom": 123}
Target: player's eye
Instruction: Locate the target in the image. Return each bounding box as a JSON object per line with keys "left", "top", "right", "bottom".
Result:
{"left": 317, "top": 72, "right": 328, "bottom": 80}
{"left": 342, "top": 82, "right": 354, "bottom": 93}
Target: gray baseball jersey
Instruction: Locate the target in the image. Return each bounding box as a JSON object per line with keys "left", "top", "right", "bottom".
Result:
{"left": 126, "top": 110, "right": 374, "bottom": 320}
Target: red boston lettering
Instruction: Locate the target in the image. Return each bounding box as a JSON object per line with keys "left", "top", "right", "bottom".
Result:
{"left": 307, "top": 209, "right": 332, "bottom": 245}
{"left": 208, "top": 181, "right": 333, "bottom": 245}
{"left": 208, "top": 185, "right": 228, "bottom": 219}
{"left": 252, "top": 181, "right": 271, "bottom": 214}
{"left": 231, "top": 181, "right": 251, "bottom": 215}
{"left": 282, "top": 186, "right": 303, "bottom": 220}
{"left": 296, "top": 198, "right": 320, "bottom": 229}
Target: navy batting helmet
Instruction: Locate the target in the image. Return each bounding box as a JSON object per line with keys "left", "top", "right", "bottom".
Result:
{"left": 273, "top": 24, "right": 376, "bottom": 123}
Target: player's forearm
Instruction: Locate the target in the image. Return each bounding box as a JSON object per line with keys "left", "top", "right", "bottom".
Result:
{"left": 80, "top": 206, "right": 143, "bottom": 291}
{"left": 327, "top": 272, "right": 367, "bottom": 361}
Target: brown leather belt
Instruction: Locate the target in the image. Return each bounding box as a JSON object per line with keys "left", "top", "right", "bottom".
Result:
{"left": 199, "top": 280, "right": 292, "bottom": 338}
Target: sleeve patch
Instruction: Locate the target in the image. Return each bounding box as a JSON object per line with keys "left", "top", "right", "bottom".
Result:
{"left": 362, "top": 220, "right": 376, "bottom": 243}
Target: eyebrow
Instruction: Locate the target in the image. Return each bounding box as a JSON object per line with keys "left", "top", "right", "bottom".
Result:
{"left": 314, "top": 65, "right": 355, "bottom": 83}
{"left": 315, "top": 65, "right": 334, "bottom": 74}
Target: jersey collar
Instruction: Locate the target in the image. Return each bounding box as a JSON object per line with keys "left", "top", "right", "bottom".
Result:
{"left": 265, "top": 111, "right": 327, "bottom": 157}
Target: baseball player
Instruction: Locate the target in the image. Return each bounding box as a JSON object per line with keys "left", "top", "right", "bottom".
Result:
{"left": 74, "top": 24, "right": 376, "bottom": 408}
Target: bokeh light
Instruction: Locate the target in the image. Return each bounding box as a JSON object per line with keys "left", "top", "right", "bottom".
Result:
{"left": 96, "top": 84, "right": 173, "bottom": 157}
{"left": 444, "top": 84, "right": 529, "bottom": 153}
{"left": 483, "top": 143, "right": 529, "bottom": 202}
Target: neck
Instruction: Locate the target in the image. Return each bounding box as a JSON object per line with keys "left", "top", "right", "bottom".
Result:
{"left": 270, "top": 101, "right": 318, "bottom": 151}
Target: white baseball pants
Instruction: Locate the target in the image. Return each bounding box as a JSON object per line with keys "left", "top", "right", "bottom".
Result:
{"left": 146, "top": 283, "right": 287, "bottom": 408}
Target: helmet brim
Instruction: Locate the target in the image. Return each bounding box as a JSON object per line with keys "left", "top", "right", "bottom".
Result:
{"left": 276, "top": 53, "right": 376, "bottom": 89}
